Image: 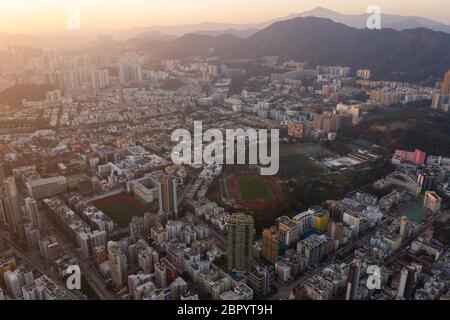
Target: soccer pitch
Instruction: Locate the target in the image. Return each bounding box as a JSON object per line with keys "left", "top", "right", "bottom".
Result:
{"left": 400, "top": 207, "right": 427, "bottom": 222}
{"left": 96, "top": 199, "right": 145, "bottom": 228}
{"left": 237, "top": 176, "right": 273, "bottom": 200}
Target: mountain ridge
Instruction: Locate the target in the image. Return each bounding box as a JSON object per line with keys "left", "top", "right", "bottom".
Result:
{"left": 140, "top": 17, "right": 450, "bottom": 82}
{"left": 2, "top": 6, "right": 450, "bottom": 49}
{"left": 127, "top": 6, "right": 450, "bottom": 37}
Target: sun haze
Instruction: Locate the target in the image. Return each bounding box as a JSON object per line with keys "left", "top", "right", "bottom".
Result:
{"left": 1, "top": 0, "right": 449, "bottom": 34}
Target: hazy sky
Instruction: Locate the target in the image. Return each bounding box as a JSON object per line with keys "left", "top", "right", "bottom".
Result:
{"left": 1, "top": 0, "right": 450, "bottom": 34}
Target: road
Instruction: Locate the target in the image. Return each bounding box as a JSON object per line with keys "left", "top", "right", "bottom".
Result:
{"left": 83, "top": 187, "right": 126, "bottom": 202}
{"left": 181, "top": 174, "right": 227, "bottom": 251}
{"left": 178, "top": 176, "right": 195, "bottom": 206}
{"left": 270, "top": 263, "right": 329, "bottom": 300}
{"left": 190, "top": 213, "right": 227, "bottom": 251}
{"left": 381, "top": 214, "right": 441, "bottom": 267}
{"left": 50, "top": 225, "right": 119, "bottom": 300}
{"left": 2, "top": 235, "right": 82, "bottom": 300}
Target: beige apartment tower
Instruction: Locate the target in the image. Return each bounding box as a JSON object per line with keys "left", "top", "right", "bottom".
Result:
{"left": 227, "top": 213, "right": 254, "bottom": 273}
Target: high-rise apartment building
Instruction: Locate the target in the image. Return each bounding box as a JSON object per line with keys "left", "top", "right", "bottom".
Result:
{"left": 119, "top": 64, "right": 142, "bottom": 84}
{"left": 3, "top": 177, "right": 25, "bottom": 243}
{"left": 158, "top": 176, "right": 178, "bottom": 217}
{"left": 397, "top": 266, "right": 416, "bottom": 299}
{"left": 346, "top": 259, "right": 362, "bottom": 300}
{"left": 277, "top": 216, "right": 300, "bottom": 246}
{"left": 0, "top": 199, "right": 6, "bottom": 225}
{"left": 247, "top": 265, "right": 274, "bottom": 297}
{"left": 431, "top": 93, "right": 450, "bottom": 112}
{"left": 423, "top": 191, "right": 442, "bottom": 213}
{"left": 108, "top": 241, "right": 127, "bottom": 288}
{"left": 4, "top": 270, "right": 22, "bottom": 299}
{"left": 296, "top": 234, "right": 328, "bottom": 266}
{"left": 91, "top": 69, "right": 110, "bottom": 89}
{"left": 0, "top": 225, "right": 5, "bottom": 252}
{"left": 154, "top": 263, "right": 167, "bottom": 289}
{"left": 314, "top": 112, "right": 341, "bottom": 134}
{"left": 228, "top": 213, "right": 254, "bottom": 273}
{"left": 262, "top": 226, "right": 279, "bottom": 264}
{"left": 442, "top": 69, "right": 450, "bottom": 94}
{"left": 356, "top": 69, "right": 371, "bottom": 80}
{"left": 417, "top": 169, "right": 441, "bottom": 192}
{"left": 0, "top": 162, "right": 5, "bottom": 189}
{"left": 24, "top": 198, "right": 39, "bottom": 227}
{"left": 399, "top": 216, "right": 409, "bottom": 241}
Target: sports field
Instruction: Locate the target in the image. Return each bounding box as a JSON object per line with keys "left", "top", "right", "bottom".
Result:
{"left": 237, "top": 176, "right": 273, "bottom": 200}
{"left": 93, "top": 193, "right": 146, "bottom": 227}
{"left": 220, "top": 173, "right": 283, "bottom": 210}
{"left": 278, "top": 144, "right": 330, "bottom": 180}
{"left": 400, "top": 207, "right": 427, "bottom": 222}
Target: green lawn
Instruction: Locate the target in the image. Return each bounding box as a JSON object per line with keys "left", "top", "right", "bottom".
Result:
{"left": 280, "top": 154, "right": 326, "bottom": 179}
{"left": 298, "top": 144, "right": 333, "bottom": 158}
{"left": 65, "top": 172, "right": 88, "bottom": 184}
{"left": 237, "top": 177, "right": 272, "bottom": 200}
{"left": 97, "top": 200, "right": 145, "bottom": 228}
{"left": 400, "top": 207, "right": 427, "bottom": 222}
{"left": 278, "top": 144, "right": 328, "bottom": 179}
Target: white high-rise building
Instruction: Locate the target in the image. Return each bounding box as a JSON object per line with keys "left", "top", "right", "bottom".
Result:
{"left": 90, "top": 230, "right": 108, "bottom": 249}
{"left": 138, "top": 245, "right": 159, "bottom": 273}
{"left": 0, "top": 225, "right": 5, "bottom": 252}
{"left": 4, "top": 270, "right": 22, "bottom": 299}
{"left": 25, "top": 197, "right": 39, "bottom": 227}
{"left": 423, "top": 191, "right": 442, "bottom": 213}
{"left": 158, "top": 176, "right": 178, "bottom": 217}
{"left": 130, "top": 64, "right": 142, "bottom": 82}
{"left": 68, "top": 70, "right": 82, "bottom": 89}
{"left": 24, "top": 223, "right": 40, "bottom": 249}
{"left": 3, "top": 177, "right": 23, "bottom": 237}
{"left": 119, "top": 64, "right": 142, "bottom": 84}
{"left": 128, "top": 273, "right": 154, "bottom": 300}
{"left": 91, "top": 69, "right": 110, "bottom": 89}
{"left": 397, "top": 268, "right": 409, "bottom": 298}
{"left": 22, "top": 282, "right": 45, "bottom": 300}
{"left": 345, "top": 259, "right": 361, "bottom": 300}
{"left": 119, "top": 64, "right": 130, "bottom": 84}
{"left": 108, "top": 241, "right": 127, "bottom": 287}
{"left": 78, "top": 232, "right": 91, "bottom": 258}
{"left": 154, "top": 263, "right": 167, "bottom": 289}
{"left": 357, "top": 69, "right": 371, "bottom": 80}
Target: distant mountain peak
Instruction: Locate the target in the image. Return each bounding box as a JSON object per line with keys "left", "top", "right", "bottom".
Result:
{"left": 307, "top": 6, "right": 340, "bottom": 15}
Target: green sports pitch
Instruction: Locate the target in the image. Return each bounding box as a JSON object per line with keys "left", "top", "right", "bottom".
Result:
{"left": 95, "top": 199, "right": 145, "bottom": 228}
{"left": 237, "top": 176, "right": 273, "bottom": 200}
{"left": 400, "top": 207, "right": 427, "bottom": 222}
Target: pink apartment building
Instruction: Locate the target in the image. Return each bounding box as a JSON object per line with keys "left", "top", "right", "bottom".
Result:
{"left": 392, "top": 149, "right": 427, "bottom": 166}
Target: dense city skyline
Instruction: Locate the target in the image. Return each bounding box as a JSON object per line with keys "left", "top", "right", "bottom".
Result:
{"left": 0, "top": 0, "right": 449, "bottom": 307}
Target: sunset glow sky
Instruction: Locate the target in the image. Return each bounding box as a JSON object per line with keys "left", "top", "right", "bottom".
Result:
{"left": 1, "top": 0, "right": 449, "bottom": 34}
